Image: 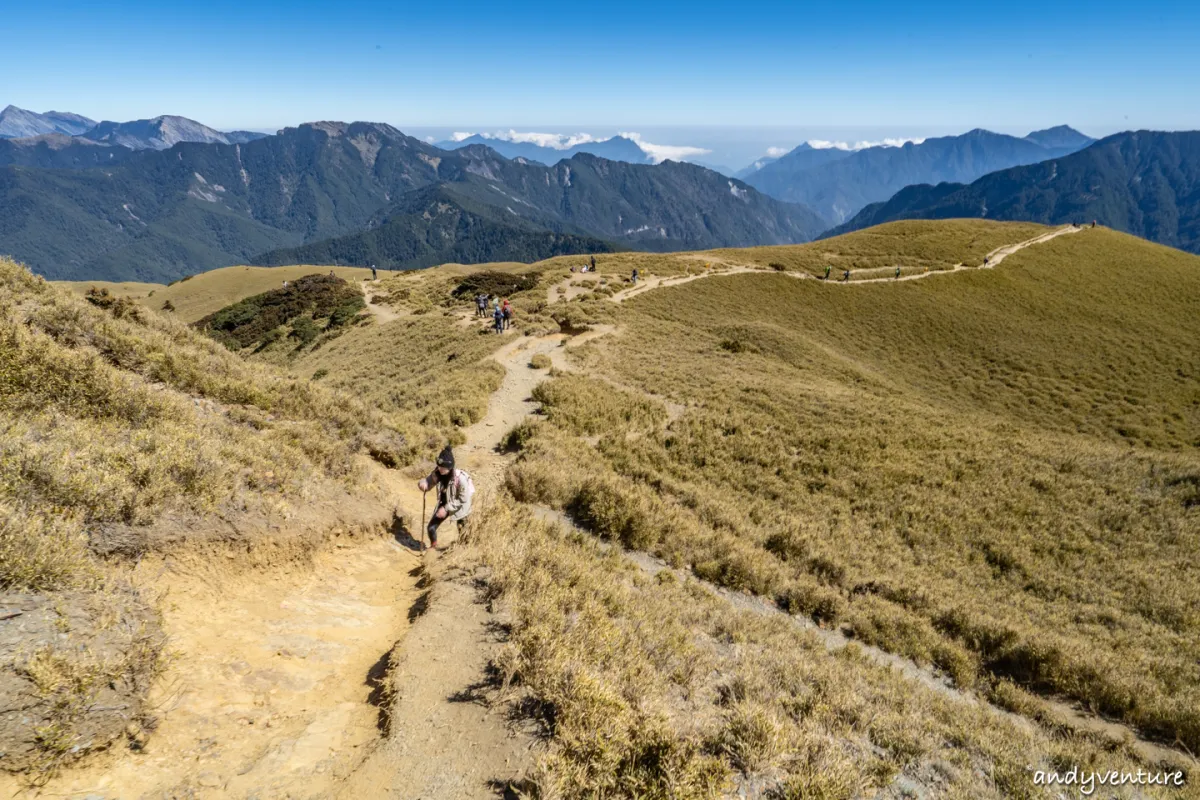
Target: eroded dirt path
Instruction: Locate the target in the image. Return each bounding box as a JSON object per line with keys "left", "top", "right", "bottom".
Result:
{"left": 340, "top": 334, "right": 567, "bottom": 799}
{"left": 4, "top": 524, "right": 421, "bottom": 799}
{"left": 364, "top": 281, "right": 403, "bottom": 324}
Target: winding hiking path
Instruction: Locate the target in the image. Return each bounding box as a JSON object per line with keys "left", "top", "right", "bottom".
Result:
{"left": 339, "top": 333, "right": 567, "bottom": 799}
{"left": 590, "top": 225, "right": 1086, "bottom": 303}
{"left": 532, "top": 223, "right": 1197, "bottom": 771}
{"left": 821, "top": 224, "right": 1083, "bottom": 285}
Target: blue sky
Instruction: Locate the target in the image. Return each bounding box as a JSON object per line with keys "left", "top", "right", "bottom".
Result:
{"left": 7, "top": 0, "right": 1199, "bottom": 143}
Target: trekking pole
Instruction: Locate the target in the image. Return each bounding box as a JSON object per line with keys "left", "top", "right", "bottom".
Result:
{"left": 421, "top": 489, "right": 428, "bottom": 552}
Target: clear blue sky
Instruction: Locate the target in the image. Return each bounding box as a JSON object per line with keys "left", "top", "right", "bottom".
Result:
{"left": 7, "top": 0, "right": 1199, "bottom": 135}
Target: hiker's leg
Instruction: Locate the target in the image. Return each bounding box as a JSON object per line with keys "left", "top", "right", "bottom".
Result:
{"left": 427, "top": 509, "right": 446, "bottom": 547}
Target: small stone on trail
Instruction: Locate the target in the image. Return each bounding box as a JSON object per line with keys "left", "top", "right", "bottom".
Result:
{"left": 197, "top": 771, "right": 223, "bottom": 787}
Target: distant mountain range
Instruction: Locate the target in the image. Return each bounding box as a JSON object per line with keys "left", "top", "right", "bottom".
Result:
{"left": 0, "top": 121, "right": 825, "bottom": 282}
{"left": 746, "top": 127, "right": 1095, "bottom": 224}
{"left": 828, "top": 130, "right": 1200, "bottom": 254}
{"left": 0, "top": 106, "right": 268, "bottom": 153}
{"left": 5, "top": 105, "right": 1195, "bottom": 278}
{"left": 80, "top": 116, "right": 268, "bottom": 150}
{"left": 438, "top": 134, "right": 654, "bottom": 166}
{"left": 734, "top": 155, "right": 781, "bottom": 179}
{"left": 0, "top": 106, "right": 97, "bottom": 138}
{"left": 252, "top": 182, "right": 624, "bottom": 269}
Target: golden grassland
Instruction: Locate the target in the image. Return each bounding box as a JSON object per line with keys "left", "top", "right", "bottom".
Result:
{"left": 709, "top": 219, "right": 1052, "bottom": 275}
{"left": 503, "top": 228, "right": 1200, "bottom": 760}
{"left": 11, "top": 219, "right": 1198, "bottom": 792}
{"left": 52, "top": 220, "right": 1055, "bottom": 327}
{"left": 472, "top": 498, "right": 1182, "bottom": 798}
{"left": 0, "top": 258, "right": 416, "bottom": 591}
{"left": 137, "top": 266, "right": 379, "bottom": 323}
{"left": 127, "top": 261, "right": 541, "bottom": 325}
{"left": 293, "top": 315, "right": 507, "bottom": 448}
{"left": 53, "top": 280, "right": 165, "bottom": 300}
{"left": 0, "top": 256, "right": 432, "bottom": 771}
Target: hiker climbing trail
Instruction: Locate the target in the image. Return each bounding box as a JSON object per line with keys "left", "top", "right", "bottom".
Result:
{"left": 341, "top": 334, "right": 568, "bottom": 798}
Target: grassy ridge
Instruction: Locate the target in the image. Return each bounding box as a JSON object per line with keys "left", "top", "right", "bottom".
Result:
{"left": 0, "top": 257, "right": 409, "bottom": 589}
{"left": 506, "top": 226, "right": 1200, "bottom": 752}
{"left": 708, "top": 219, "right": 1050, "bottom": 275}
{"left": 474, "top": 497, "right": 1163, "bottom": 798}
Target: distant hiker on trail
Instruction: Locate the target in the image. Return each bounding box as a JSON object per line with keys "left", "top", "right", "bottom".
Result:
{"left": 493, "top": 304, "right": 504, "bottom": 334}
{"left": 371, "top": 265, "right": 377, "bottom": 280}
{"left": 492, "top": 294, "right": 501, "bottom": 312}
{"left": 842, "top": 269, "right": 851, "bottom": 282}
{"left": 330, "top": 270, "right": 335, "bottom": 277}
{"left": 590, "top": 255, "right": 596, "bottom": 272}
{"left": 983, "top": 256, "right": 989, "bottom": 266}
{"left": 501, "top": 298, "right": 512, "bottom": 330}
{"left": 631, "top": 268, "right": 639, "bottom": 284}
{"left": 1092, "top": 220, "right": 1097, "bottom": 228}
{"left": 895, "top": 267, "right": 901, "bottom": 280}
{"left": 417, "top": 446, "right": 474, "bottom": 551}
{"left": 824, "top": 265, "right": 832, "bottom": 281}
{"left": 476, "top": 294, "right": 487, "bottom": 317}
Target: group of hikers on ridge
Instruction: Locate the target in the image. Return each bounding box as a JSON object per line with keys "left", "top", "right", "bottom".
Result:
{"left": 474, "top": 293, "right": 513, "bottom": 333}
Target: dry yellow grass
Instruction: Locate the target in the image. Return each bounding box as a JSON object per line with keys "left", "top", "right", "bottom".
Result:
{"left": 1, "top": 256, "right": 424, "bottom": 773}
{"left": 709, "top": 219, "right": 1052, "bottom": 275}
{"left": 0, "top": 257, "right": 410, "bottom": 589}
{"left": 14, "top": 219, "right": 1197, "bottom": 791}
{"left": 52, "top": 280, "right": 165, "bottom": 300}
{"left": 128, "top": 265, "right": 379, "bottom": 323}
{"left": 503, "top": 226, "right": 1200, "bottom": 757}
{"left": 472, "top": 496, "right": 1176, "bottom": 798}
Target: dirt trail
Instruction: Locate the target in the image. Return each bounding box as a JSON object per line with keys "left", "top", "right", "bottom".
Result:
{"left": 363, "top": 281, "right": 403, "bottom": 324}
{"left": 817, "top": 225, "right": 1083, "bottom": 285}
{"left": 6, "top": 335, "right": 562, "bottom": 800}
{"left": 578, "top": 226, "right": 1085, "bottom": 302}
{"left": 608, "top": 267, "right": 760, "bottom": 304}
{"left": 4, "top": 477, "right": 422, "bottom": 799}
{"left": 340, "top": 334, "right": 567, "bottom": 799}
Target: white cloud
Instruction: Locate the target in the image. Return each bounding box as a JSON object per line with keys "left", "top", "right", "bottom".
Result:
{"left": 447, "top": 129, "right": 711, "bottom": 164}
{"left": 501, "top": 130, "right": 597, "bottom": 149}
{"left": 765, "top": 146, "right": 788, "bottom": 157}
{"left": 807, "top": 137, "right": 926, "bottom": 151}
{"left": 453, "top": 130, "right": 599, "bottom": 149}
{"left": 618, "top": 131, "right": 711, "bottom": 164}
